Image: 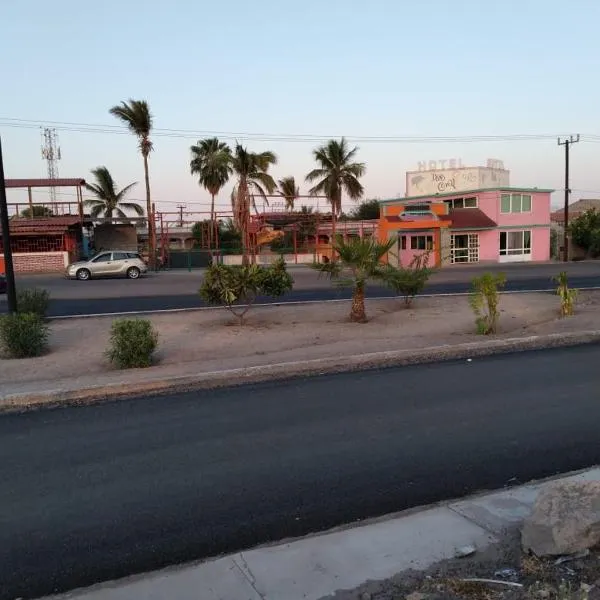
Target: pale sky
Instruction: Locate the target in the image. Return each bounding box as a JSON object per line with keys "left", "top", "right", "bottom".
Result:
{"left": 2, "top": 0, "right": 600, "bottom": 215}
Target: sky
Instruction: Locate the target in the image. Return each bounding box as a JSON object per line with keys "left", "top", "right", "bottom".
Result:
{"left": 2, "top": 0, "right": 600, "bottom": 215}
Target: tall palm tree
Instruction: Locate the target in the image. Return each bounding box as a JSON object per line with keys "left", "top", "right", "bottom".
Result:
{"left": 84, "top": 167, "right": 143, "bottom": 220}
{"left": 109, "top": 99, "right": 154, "bottom": 262}
{"left": 190, "top": 138, "right": 232, "bottom": 244}
{"left": 277, "top": 176, "right": 299, "bottom": 210}
{"left": 305, "top": 138, "right": 366, "bottom": 251}
{"left": 230, "top": 144, "right": 277, "bottom": 263}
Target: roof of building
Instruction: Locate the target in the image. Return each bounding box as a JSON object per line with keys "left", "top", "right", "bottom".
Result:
{"left": 5, "top": 178, "right": 86, "bottom": 189}
{"left": 379, "top": 187, "right": 554, "bottom": 205}
{"left": 384, "top": 208, "right": 496, "bottom": 230}
{"left": 4, "top": 215, "right": 90, "bottom": 236}
{"left": 551, "top": 199, "right": 600, "bottom": 223}
{"left": 443, "top": 208, "right": 497, "bottom": 229}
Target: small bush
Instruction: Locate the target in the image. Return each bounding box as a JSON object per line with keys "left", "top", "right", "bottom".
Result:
{"left": 469, "top": 272, "right": 506, "bottom": 335}
{"left": 385, "top": 252, "right": 434, "bottom": 307}
{"left": 0, "top": 313, "right": 49, "bottom": 358}
{"left": 200, "top": 257, "right": 294, "bottom": 324}
{"left": 554, "top": 271, "right": 578, "bottom": 317}
{"left": 107, "top": 319, "right": 158, "bottom": 369}
{"left": 17, "top": 288, "right": 50, "bottom": 318}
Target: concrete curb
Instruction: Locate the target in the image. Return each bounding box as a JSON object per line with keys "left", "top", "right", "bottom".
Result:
{"left": 2, "top": 329, "right": 600, "bottom": 413}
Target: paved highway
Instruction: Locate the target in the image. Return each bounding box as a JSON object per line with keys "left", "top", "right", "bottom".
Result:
{"left": 2, "top": 345, "right": 600, "bottom": 599}
{"left": 1, "top": 262, "right": 599, "bottom": 317}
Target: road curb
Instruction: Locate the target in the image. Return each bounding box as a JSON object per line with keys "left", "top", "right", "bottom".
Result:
{"left": 2, "top": 329, "right": 600, "bottom": 413}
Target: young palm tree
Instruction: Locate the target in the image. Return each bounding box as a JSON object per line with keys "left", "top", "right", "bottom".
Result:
{"left": 109, "top": 99, "right": 155, "bottom": 261}
{"left": 84, "top": 167, "right": 143, "bottom": 220}
{"left": 305, "top": 138, "right": 366, "bottom": 250}
{"left": 313, "top": 235, "right": 395, "bottom": 323}
{"left": 277, "top": 176, "right": 299, "bottom": 210}
{"left": 190, "top": 138, "right": 232, "bottom": 238}
{"left": 230, "top": 144, "right": 277, "bottom": 263}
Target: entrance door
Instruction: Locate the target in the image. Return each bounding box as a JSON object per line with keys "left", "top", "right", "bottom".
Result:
{"left": 450, "top": 234, "right": 479, "bottom": 263}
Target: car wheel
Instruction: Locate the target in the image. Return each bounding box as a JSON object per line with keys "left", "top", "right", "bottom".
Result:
{"left": 127, "top": 266, "right": 141, "bottom": 280}
{"left": 76, "top": 268, "right": 91, "bottom": 281}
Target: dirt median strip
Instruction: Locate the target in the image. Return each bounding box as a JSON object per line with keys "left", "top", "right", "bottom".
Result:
{"left": 2, "top": 329, "right": 600, "bottom": 414}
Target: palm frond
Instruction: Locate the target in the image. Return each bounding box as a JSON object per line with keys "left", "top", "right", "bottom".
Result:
{"left": 119, "top": 202, "right": 145, "bottom": 216}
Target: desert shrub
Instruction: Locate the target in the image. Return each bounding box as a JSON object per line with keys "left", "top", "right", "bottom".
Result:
{"left": 0, "top": 313, "right": 49, "bottom": 358}
{"left": 200, "top": 256, "right": 294, "bottom": 324}
{"left": 17, "top": 288, "right": 50, "bottom": 318}
{"left": 569, "top": 208, "right": 600, "bottom": 258}
{"left": 554, "top": 271, "right": 578, "bottom": 317}
{"left": 107, "top": 318, "right": 158, "bottom": 369}
{"left": 469, "top": 272, "right": 506, "bottom": 334}
{"left": 385, "top": 251, "right": 434, "bottom": 307}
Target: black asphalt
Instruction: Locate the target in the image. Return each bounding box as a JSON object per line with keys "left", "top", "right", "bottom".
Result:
{"left": 37, "top": 274, "right": 600, "bottom": 316}
{"left": 2, "top": 345, "right": 600, "bottom": 599}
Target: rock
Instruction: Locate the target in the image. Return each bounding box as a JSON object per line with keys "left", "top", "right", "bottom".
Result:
{"left": 522, "top": 480, "right": 600, "bottom": 556}
{"left": 406, "top": 593, "right": 428, "bottom": 600}
{"left": 455, "top": 544, "right": 476, "bottom": 558}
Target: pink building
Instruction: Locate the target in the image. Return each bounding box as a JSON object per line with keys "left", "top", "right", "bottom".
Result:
{"left": 379, "top": 186, "right": 553, "bottom": 266}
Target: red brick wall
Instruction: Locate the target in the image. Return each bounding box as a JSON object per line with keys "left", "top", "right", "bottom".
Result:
{"left": 12, "top": 252, "right": 68, "bottom": 273}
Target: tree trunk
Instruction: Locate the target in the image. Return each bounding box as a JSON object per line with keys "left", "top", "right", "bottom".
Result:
{"left": 210, "top": 192, "right": 216, "bottom": 249}
{"left": 350, "top": 282, "right": 367, "bottom": 323}
{"left": 143, "top": 152, "right": 155, "bottom": 269}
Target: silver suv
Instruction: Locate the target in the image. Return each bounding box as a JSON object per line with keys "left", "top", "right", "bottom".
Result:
{"left": 67, "top": 251, "right": 148, "bottom": 281}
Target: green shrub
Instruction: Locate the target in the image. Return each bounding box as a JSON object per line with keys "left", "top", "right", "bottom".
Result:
{"left": 469, "top": 272, "right": 506, "bottom": 334}
{"left": 107, "top": 319, "right": 158, "bottom": 369}
{"left": 17, "top": 288, "right": 50, "bottom": 318}
{"left": 200, "top": 256, "right": 294, "bottom": 324}
{"left": 385, "top": 251, "right": 434, "bottom": 307}
{"left": 0, "top": 313, "right": 49, "bottom": 358}
{"left": 554, "top": 271, "right": 578, "bottom": 317}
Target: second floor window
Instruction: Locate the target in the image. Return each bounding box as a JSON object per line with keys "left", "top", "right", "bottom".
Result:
{"left": 501, "top": 193, "right": 532, "bottom": 214}
{"left": 444, "top": 197, "right": 477, "bottom": 209}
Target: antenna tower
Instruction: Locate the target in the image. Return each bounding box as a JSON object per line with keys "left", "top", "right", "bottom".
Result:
{"left": 41, "top": 127, "right": 61, "bottom": 203}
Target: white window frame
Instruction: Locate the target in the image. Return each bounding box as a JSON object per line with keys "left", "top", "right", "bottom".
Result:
{"left": 450, "top": 233, "right": 479, "bottom": 264}
{"left": 444, "top": 196, "right": 478, "bottom": 210}
{"left": 500, "top": 193, "right": 532, "bottom": 214}
{"left": 499, "top": 230, "right": 532, "bottom": 262}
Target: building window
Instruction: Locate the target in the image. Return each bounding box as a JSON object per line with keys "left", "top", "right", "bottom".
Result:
{"left": 410, "top": 235, "right": 433, "bottom": 250}
{"left": 450, "top": 234, "right": 479, "bottom": 263}
{"left": 499, "top": 230, "right": 532, "bottom": 256}
{"left": 444, "top": 196, "right": 478, "bottom": 209}
{"left": 501, "top": 193, "right": 532, "bottom": 214}
{"left": 401, "top": 235, "right": 407, "bottom": 250}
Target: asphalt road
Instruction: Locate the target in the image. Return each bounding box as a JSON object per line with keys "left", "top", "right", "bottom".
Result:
{"left": 1, "top": 262, "right": 599, "bottom": 317}
{"left": 2, "top": 345, "right": 600, "bottom": 599}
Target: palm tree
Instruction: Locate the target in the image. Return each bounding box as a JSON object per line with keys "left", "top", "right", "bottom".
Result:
{"left": 84, "top": 167, "right": 143, "bottom": 220}
{"left": 306, "top": 138, "right": 366, "bottom": 251}
{"left": 313, "top": 235, "right": 395, "bottom": 323}
{"left": 277, "top": 176, "right": 299, "bottom": 210}
{"left": 230, "top": 144, "right": 277, "bottom": 263}
{"left": 109, "top": 99, "right": 154, "bottom": 262}
{"left": 190, "top": 138, "right": 232, "bottom": 239}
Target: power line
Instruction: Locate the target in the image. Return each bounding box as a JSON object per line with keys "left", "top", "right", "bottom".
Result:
{"left": 0, "top": 116, "right": 596, "bottom": 144}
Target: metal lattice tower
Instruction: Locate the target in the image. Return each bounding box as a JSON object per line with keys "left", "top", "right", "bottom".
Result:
{"left": 41, "top": 128, "right": 61, "bottom": 203}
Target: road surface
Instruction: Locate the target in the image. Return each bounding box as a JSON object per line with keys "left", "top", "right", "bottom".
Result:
{"left": 2, "top": 345, "right": 600, "bottom": 599}
{"left": 2, "top": 261, "right": 599, "bottom": 317}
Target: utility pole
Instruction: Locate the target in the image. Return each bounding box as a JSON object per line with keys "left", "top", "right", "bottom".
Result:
{"left": 177, "top": 204, "right": 186, "bottom": 228}
{"left": 0, "top": 136, "right": 17, "bottom": 313}
{"left": 557, "top": 135, "right": 580, "bottom": 262}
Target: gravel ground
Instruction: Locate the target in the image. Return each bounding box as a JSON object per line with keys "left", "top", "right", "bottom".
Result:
{"left": 2, "top": 292, "right": 600, "bottom": 387}
{"left": 325, "top": 531, "right": 600, "bottom": 600}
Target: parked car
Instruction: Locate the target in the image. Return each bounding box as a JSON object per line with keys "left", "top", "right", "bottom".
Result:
{"left": 0, "top": 273, "right": 6, "bottom": 294}
{"left": 66, "top": 251, "right": 148, "bottom": 281}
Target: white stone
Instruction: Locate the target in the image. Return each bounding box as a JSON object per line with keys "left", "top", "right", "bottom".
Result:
{"left": 522, "top": 481, "right": 600, "bottom": 556}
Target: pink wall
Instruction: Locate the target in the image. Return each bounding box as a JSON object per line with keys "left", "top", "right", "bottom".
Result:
{"left": 532, "top": 227, "right": 550, "bottom": 261}
{"left": 477, "top": 230, "right": 499, "bottom": 262}
{"left": 477, "top": 190, "right": 551, "bottom": 227}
